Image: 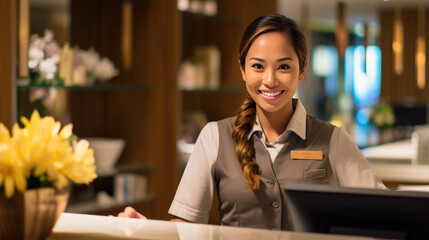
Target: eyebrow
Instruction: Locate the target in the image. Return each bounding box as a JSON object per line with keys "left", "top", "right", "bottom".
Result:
{"left": 249, "top": 57, "right": 294, "bottom": 62}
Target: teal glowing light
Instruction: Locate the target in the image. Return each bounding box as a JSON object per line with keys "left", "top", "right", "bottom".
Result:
{"left": 345, "top": 45, "right": 381, "bottom": 107}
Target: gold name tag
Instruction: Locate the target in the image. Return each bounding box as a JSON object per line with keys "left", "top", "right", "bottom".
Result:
{"left": 291, "top": 150, "right": 323, "bottom": 160}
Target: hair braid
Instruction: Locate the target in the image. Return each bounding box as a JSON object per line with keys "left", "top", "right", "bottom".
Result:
{"left": 232, "top": 97, "right": 261, "bottom": 191}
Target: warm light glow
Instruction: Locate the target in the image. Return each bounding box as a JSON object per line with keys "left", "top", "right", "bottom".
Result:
{"left": 19, "top": 0, "right": 29, "bottom": 77}
{"left": 416, "top": 4, "right": 426, "bottom": 89}
{"left": 393, "top": 7, "right": 403, "bottom": 76}
{"left": 122, "top": 1, "right": 133, "bottom": 70}
{"left": 416, "top": 36, "right": 426, "bottom": 89}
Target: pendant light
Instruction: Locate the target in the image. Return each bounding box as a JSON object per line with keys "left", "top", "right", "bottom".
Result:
{"left": 416, "top": 3, "right": 426, "bottom": 89}
{"left": 392, "top": 5, "right": 403, "bottom": 76}
{"left": 335, "top": 2, "right": 348, "bottom": 60}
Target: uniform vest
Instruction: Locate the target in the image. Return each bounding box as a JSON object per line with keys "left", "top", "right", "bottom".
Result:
{"left": 214, "top": 115, "right": 336, "bottom": 230}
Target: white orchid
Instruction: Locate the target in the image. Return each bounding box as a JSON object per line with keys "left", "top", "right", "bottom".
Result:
{"left": 28, "top": 29, "right": 61, "bottom": 83}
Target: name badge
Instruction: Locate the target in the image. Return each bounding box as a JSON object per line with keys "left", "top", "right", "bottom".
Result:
{"left": 291, "top": 150, "right": 323, "bottom": 160}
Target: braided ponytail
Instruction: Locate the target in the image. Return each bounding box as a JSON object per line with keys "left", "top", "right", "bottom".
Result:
{"left": 232, "top": 97, "right": 261, "bottom": 191}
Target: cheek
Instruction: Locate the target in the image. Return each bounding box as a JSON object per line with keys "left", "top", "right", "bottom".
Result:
{"left": 244, "top": 69, "right": 262, "bottom": 81}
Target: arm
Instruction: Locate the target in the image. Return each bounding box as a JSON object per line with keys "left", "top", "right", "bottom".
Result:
{"left": 329, "top": 127, "right": 388, "bottom": 189}
{"left": 117, "top": 122, "right": 219, "bottom": 223}
{"left": 117, "top": 207, "right": 191, "bottom": 223}
{"left": 168, "top": 122, "right": 219, "bottom": 223}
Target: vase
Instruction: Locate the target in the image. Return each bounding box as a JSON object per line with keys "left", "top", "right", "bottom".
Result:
{"left": 0, "top": 187, "right": 69, "bottom": 240}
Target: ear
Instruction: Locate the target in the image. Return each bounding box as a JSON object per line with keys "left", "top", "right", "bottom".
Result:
{"left": 239, "top": 60, "right": 246, "bottom": 82}
{"left": 298, "top": 60, "right": 308, "bottom": 82}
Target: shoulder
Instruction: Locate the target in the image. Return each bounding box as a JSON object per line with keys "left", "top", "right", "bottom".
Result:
{"left": 199, "top": 121, "right": 219, "bottom": 139}
{"left": 306, "top": 115, "right": 336, "bottom": 133}
{"left": 217, "top": 116, "right": 236, "bottom": 125}
{"left": 216, "top": 116, "right": 237, "bottom": 132}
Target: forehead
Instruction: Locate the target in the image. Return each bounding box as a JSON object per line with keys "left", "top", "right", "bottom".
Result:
{"left": 246, "top": 32, "right": 297, "bottom": 60}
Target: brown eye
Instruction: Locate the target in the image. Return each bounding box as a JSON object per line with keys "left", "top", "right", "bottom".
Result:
{"left": 278, "top": 64, "right": 290, "bottom": 70}
{"left": 251, "top": 64, "right": 264, "bottom": 70}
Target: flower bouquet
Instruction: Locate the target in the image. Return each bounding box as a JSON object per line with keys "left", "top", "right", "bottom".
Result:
{"left": 28, "top": 30, "right": 63, "bottom": 86}
{"left": 73, "top": 48, "right": 119, "bottom": 85}
{"left": 0, "top": 111, "right": 97, "bottom": 240}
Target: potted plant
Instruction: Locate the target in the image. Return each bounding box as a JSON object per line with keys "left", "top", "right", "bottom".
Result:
{"left": 0, "top": 110, "right": 97, "bottom": 240}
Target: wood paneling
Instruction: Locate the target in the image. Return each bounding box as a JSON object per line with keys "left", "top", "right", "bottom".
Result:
{"left": 380, "top": 8, "right": 429, "bottom": 105}
{"left": 70, "top": 0, "right": 179, "bottom": 220}
{"left": 0, "top": 0, "right": 17, "bottom": 128}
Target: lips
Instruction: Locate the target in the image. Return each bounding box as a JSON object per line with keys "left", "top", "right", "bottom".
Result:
{"left": 259, "top": 90, "right": 284, "bottom": 98}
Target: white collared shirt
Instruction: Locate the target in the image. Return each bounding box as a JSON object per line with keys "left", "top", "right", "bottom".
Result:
{"left": 169, "top": 99, "right": 386, "bottom": 224}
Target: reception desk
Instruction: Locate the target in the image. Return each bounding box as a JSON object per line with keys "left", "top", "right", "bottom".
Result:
{"left": 361, "top": 139, "right": 414, "bottom": 165}
{"left": 49, "top": 213, "right": 387, "bottom": 240}
{"left": 362, "top": 138, "right": 429, "bottom": 188}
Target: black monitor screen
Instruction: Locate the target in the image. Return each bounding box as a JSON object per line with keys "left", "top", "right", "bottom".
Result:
{"left": 284, "top": 183, "right": 429, "bottom": 240}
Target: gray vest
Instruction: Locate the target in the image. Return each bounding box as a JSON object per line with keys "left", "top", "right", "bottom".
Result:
{"left": 214, "top": 115, "right": 336, "bottom": 230}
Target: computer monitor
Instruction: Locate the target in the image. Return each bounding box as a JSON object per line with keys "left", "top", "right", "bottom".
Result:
{"left": 284, "top": 183, "right": 429, "bottom": 240}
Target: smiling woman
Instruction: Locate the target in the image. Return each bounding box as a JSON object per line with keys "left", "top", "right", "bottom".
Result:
{"left": 118, "top": 14, "right": 387, "bottom": 231}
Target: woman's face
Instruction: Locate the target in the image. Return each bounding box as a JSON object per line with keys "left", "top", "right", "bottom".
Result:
{"left": 240, "top": 32, "right": 307, "bottom": 114}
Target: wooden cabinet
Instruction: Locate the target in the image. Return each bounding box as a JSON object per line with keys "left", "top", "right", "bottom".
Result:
{"left": 179, "top": 0, "right": 277, "bottom": 124}
{"left": 179, "top": 10, "right": 245, "bottom": 124}
{"left": 67, "top": 0, "right": 180, "bottom": 220}
{"left": 67, "top": 163, "right": 154, "bottom": 215}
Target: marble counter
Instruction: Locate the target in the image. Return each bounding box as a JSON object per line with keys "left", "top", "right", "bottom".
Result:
{"left": 361, "top": 139, "right": 414, "bottom": 164}
{"left": 361, "top": 138, "right": 429, "bottom": 184}
{"left": 49, "top": 213, "right": 387, "bottom": 240}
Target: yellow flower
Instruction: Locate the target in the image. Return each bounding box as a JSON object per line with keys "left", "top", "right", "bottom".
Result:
{"left": 0, "top": 110, "right": 97, "bottom": 198}
{"left": 63, "top": 139, "right": 97, "bottom": 185}
{"left": 0, "top": 123, "right": 27, "bottom": 198}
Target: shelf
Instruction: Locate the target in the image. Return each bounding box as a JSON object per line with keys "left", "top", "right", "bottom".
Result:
{"left": 17, "top": 79, "right": 151, "bottom": 91}
{"left": 97, "top": 162, "right": 154, "bottom": 178}
{"left": 66, "top": 193, "right": 155, "bottom": 214}
{"left": 180, "top": 84, "right": 243, "bottom": 93}
{"left": 180, "top": 10, "right": 241, "bottom": 23}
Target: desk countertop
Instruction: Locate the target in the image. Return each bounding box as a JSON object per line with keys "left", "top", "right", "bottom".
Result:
{"left": 49, "top": 213, "right": 386, "bottom": 240}
{"left": 361, "top": 139, "right": 414, "bottom": 164}
{"left": 371, "top": 163, "right": 429, "bottom": 183}
{"left": 361, "top": 139, "right": 429, "bottom": 184}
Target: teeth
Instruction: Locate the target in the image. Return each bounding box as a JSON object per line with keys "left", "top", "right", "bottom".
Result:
{"left": 261, "top": 91, "right": 281, "bottom": 97}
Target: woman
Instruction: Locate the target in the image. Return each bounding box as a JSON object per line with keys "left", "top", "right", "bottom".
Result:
{"left": 118, "top": 14, "right": 386, "bottom": 230}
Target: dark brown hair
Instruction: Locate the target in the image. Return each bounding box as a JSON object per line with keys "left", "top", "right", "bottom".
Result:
{"left": 232, "top": 14, "right": 307, "bottom": 191}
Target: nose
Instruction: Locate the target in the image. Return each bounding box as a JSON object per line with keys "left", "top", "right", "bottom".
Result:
{"left": 262, "top": 68, "right": 279, "bottom": 88}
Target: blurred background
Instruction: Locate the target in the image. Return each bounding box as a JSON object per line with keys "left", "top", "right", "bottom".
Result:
{"left": 1, "top": 0, "right": 428, "bottom": 222}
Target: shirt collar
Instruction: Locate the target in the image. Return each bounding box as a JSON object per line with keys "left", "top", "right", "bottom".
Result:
{"left": 248, "top": 98, "right": 307, "bottom": 142}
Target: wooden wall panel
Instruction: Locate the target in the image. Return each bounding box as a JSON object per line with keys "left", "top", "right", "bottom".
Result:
{"left": 70, "top": 0, "right": 179, "bottom": 220}
{"left": 139, "top": 0, "right": 180, "bottom": 220}
{"left": 380, "top": 8, "right": 429, "bottom": 105}
{"left": 0, "top": 0, "right": 16, "bottom": 128}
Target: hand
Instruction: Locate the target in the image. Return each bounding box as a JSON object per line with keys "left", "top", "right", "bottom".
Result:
{"left": 116, "top": 206, "right": 147, "bottom": 219}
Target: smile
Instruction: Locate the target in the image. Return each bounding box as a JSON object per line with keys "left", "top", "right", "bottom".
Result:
{"left": 259, "top": 90, "right": 284, "bottom": 98}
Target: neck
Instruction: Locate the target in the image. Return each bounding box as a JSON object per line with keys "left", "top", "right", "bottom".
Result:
{"left": 257, "top": 101, "right": 294, "bottom": 143}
